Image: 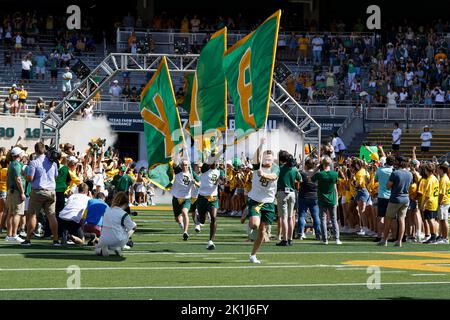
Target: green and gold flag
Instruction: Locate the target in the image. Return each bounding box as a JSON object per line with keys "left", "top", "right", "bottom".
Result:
{"left": 140, "top": 56, "right": 186, "bottom": 189}
{"left": 222, "top": 10, "right": 281, "bottom": 141}
{"left": 189, "top": 27, "right": 227, "bottom": 137}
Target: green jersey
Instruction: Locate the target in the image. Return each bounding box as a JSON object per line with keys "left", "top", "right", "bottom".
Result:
{"left": 311, "top": 170, "right": 338, "bottom": 207}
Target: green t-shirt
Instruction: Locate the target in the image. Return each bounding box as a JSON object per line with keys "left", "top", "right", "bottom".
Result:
{"left": 311, "top": 170, "right": 338, "bottom": 207}
{"left": 112, "top": 174, "right": 135, "bottom": 192}
{"left": 277, "top": 165, "right": 301, "bottom": 191}
{"left": 7, "top": 160, "right": 25, "bottom": 191}
{"left": 55, "top": 165, "right": 70, "bottom": 193}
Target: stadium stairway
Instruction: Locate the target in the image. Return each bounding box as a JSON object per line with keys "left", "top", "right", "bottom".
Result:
{"left": 363, "top": 128, "right": 450, "bottom": 161}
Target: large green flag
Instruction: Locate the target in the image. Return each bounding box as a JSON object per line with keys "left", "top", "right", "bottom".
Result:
{"left": 178, "top": 73, "right": 194, "bottom": 113}
{"left": 223, "top": 10, "right": 281, "bottom": 141}
{"left": 189, "top": 27, "right": 227, "bottom": 137}
{"left": 140, "top": 56, "right": 185, "bottom": 189}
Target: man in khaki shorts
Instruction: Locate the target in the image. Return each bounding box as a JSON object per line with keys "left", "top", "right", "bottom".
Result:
{"left": 378, "top": 157, "right": 412, "bottom": 247}
{"left": 23, "top": 142, "right": 60, "bottom": 246}
{"left": 275, "top": 151, "right": 301, "bottom": 246}
{"left": 5, "top": 147, "right": 26, "bottom": 243}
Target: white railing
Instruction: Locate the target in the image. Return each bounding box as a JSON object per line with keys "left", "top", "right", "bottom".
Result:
{"left": 115, "top": 28, "right": 377, "bottom": 52}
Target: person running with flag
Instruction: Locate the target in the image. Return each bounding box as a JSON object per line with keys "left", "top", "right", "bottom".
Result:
{"left": 197, "top": 150, "right": 225, "bottom": 250}
{"left": 248, "top": 138, "right": 280, "bottom": 264}
{"left": 170, "top": 158, "right": 200, "bottom": 241}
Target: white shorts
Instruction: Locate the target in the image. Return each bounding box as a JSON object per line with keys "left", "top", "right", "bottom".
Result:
{"left": 438, "top": 204, "right": 450, "bottom": 221}
{"left": 136, "top": 185, "right": 146, "bottom": 193}
{"left": 25, "top": 197, "right": 30, "bottom": 211}
{"left": 36, "top": 67, "right": 45, "bottom": 74}
{"left": 62, "top": 83, "right": 72, "bottom": 92}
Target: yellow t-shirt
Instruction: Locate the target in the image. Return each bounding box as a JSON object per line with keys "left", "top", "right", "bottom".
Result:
{"left": 244, "top": 171, "right": 253, "bottom": 192}
{"left": 439, "top": 174, "right": 450, "bottom": 205}
{"left": 409, "top": 182, "right": 418, "bottom": 201}
{"left": 418, "top": 178, "right": 426, "bottom": 206}
{"left": 355, "top": 169, "right": 369, "bottom": 189}
{"left": 0, "top": 167, "right": 8, "bottom": 193}
{"left": 337, "top": 178, "right": 346, "bottom": 196}
{"left": 18, "top": 89, "right": 28, "bottom": 100}
{"left": 424, "top": 175, "right": 439, "bottom": 211}
{"left": 298, "top": 37, "right": 309, "bottom": 50}
{"left": 368, "top": 174, "right": 378, "bottom": 197}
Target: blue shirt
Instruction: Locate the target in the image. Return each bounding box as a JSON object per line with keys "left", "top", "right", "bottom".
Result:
{"left": 388, "top": 169, "right": 413, "bottom": 205}
{"left": 84, "top": 199, "right": 108, "bottom": 227}
{"left": 375, "top": 166, "right": 393, "bottom": 199}
{"left": 28, "top": 155, "right": 58, "bottom": 190}
{"left": 35, "top": 55, "right": 47, "bottom": 68}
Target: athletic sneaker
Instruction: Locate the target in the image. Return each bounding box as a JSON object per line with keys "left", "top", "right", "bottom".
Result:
{"left": 206, "top": 240, "right": 215, "bottom": 250}
{"left": 424, "top": 237, "right": 437, "bottom": 244}
{"left": 53, "top": 240, "right": 61, "bottom": 246}
{"left": 276, "top": 240, "right": 288, "bottom": 246}
{"left": 66, "top": 240, "right": 75, "bottom": 245}
{"left": 21, "top": 240, "right": 31, "bottom": 246}
{"left": 421, "top": 235, "right": 431, "bottom": 243}
{"left": 122, "top": 245, "right": 131, "bottom": 250}
{"left": 248, "top": 255, "right": 261, "bottom": 264}
{"left": 18, "top": 229, "right": 27, "bottom": 238}
{"left": 377, "top": 240, "right": 388, "bottom": 246}
{"left": 182, "top": 232, "right": 189, "bottom": 241}
{"left": 356, "top": 229, "right": 366, "bottom": 236}
{"left": 322, "top": 240, "right": 328, "bottom": 245}
{"left": 336, "top": 239, "right": 342, "bottom": 245}
{"left": 179, "top": 223, "right": 184, "bottom": 230}
{"left": 195, "top": 225, "right": 201, "bottom": 233}
{"left": 437, "top": 238, "right": 449, "bottom": 244}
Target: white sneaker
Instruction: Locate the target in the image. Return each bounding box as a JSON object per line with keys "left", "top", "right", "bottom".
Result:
{"left": 19, "top": 230, "right": 27, "bottom": 238}
{"left": 356, "top": 230, "right": 366, "bottom": 236}
{"left": 336, "top": 239, "right": 342, "bottom": 245}
{"left": 322, "top": 240, "right": 329, "bottom": 245}
{"left": 101, "top": 246, "right": 109, "bottom": 256}
{"left": 249, "top": 255, "right": 261, "bottom": 264}
{"left": 5, "top": 236, "right": 13, "bottom": 242}
{"left": 66, "top": 240, "right": 75, "bottom": 245}
{"left": 13, "top": 236, "right": 25, "bottom": 243}
{"left": 195, "top": 225, "right": 201, "bottom": 233}
{"left": 421, "top": 236, "right": 431, "bottom": 243}
{"left": 206, "top": 240, "right": 215, "bottom": 250}
{"left": 122, "top": 245, "right": 131, "bottom": 250}
{"left": 300, "top": 233, "right": 306, "bottom": 240}
{"left": 179, "top": 223, "right": 184, "bottom": 230}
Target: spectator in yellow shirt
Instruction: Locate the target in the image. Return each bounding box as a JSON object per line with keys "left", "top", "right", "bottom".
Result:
{"left": 297, "top": 35, "right": 310, "bottom": 65}
{"left": 437, "top": 162, "right": 450, "bottom": 244}
{"left": 421, "top": 164, "right": 440, "bottom": 244}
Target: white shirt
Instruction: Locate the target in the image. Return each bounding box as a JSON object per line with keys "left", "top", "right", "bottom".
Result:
{"left": 386, "top": 92, "right": 398, "bottom": 107}
{"left": 248, "top": 164, "right": 279, "bottom": 204}
{"left": 59, "top": 193, "right": 91, "bottom": 223}
{"left": 101, "top": 207, "right": 136, "bottom": 242}
{"left": 312, "top": 37, "right": 323, "bottom": 51}
{"left": 332, "top": 137, "right": 346, "bottom": 152}
{"left": 61, "top": 53, "right": 71, "bottom": 62}
{"left": 420, "top": 132, "right": 432, "bottom": 147}
{"left": 15, "top": 35, "right": 22, "bottom": 44}
{"left": 109, "top": 85, "right": 122, "bottom": 97}
{"left": 198, "top": 167, "right": 221, "bottom": 197}
{"left": 392, "top": 128, "right": 402, "bottom": 144}
{"left": 435, "top": 90, "right": 445, "bottom": 102}
{"left": 171, "top": 168, "right": 194, "bottom": 199}
{"left": 399, "top": 92, "right": 408, "bottom": 101}
{"left": 93, "top": 173, "right": 106, "bottom": 193}
{"left": 22, "top": 60, "right": 32, "bottom": 70}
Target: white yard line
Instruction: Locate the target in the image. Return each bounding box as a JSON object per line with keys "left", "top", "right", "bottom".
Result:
{"left": 0, "top": 264, "right": 369, "bottom": 272}
{"left": 411, "top": 274, "right": 447, "bottom": 276}
{"left": 1, "top": 281, "right": 450, "bottom": 292}
{"left": 0, "top": 250, "right": 448, "bottom": 257}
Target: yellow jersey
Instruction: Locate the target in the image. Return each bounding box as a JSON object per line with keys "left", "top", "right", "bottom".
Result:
{"left": 409, "top": 182, "right": 418, "bottom": 201}
{"left": 368, "top": 174, "right": 378, "bottom": 197}
{"left": 418, "top": 178, "right": 426, "bottom": 206}
{"left": 355, "top": 169, "right": 369, "bottom": 189}
{"left": 439, "top": 174, "right": 450, "bottom": 205}
{"left": 0, "top": 167, "right": 7, "bottom": 193}
{"left": 424, "top": 175, "right": 439, "bottom": 211}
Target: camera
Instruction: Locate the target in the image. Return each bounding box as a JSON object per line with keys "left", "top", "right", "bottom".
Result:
{"left": 45, "top": 145, "right": 61, "bottom": 164}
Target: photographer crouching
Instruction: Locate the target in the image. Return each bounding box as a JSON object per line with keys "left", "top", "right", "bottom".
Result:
{"left": 22, "top": 142, "right": 60, "bottom": 246}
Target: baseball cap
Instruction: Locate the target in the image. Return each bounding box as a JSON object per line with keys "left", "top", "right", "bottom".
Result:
{"left": 120, "top": 165, "right": 127, "bottom": 172}
{"left": 67, "top": 156, "right": 78, "bottom": 163}
{"left": 440, "top": 161, "right": 449, "bottom": 169}
{"left": 11, "top": 147, "right": 24, "bottom": 157}
{"left": 226, "top": 160, "right": 232, "bottom": 166}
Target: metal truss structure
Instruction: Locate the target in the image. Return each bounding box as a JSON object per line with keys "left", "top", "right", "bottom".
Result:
{"left": 40, "top": 52, "right": 320, "bottom": 160}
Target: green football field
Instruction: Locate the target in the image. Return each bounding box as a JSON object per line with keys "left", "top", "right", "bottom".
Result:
{"left": 1, "top": 206, "right": 450, "bottom": 300}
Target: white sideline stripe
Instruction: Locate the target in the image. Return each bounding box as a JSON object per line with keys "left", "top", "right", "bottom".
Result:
{"left": 411, "top": 274, "right": 447, "bottom": 276}
{"left": 0, "top": 264, "right": 365, "bottom": 272}
{"left": 2, "top": 281, "right": 450, "bottom": 291}
{"left": 0, "top": 250, "right": 448, "bottom": 257}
